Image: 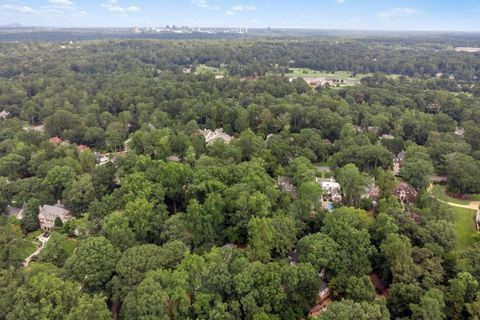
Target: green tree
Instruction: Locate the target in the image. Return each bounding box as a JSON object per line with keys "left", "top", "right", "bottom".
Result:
{"left": 64, "top": 236, "right": 120, "bottom": 292}
{"left": 411, "top": 288, "right": 446, "bottom": 320}
{"left": 65, "top": 295, "right": 111, "bottom": 320}
{"left": 248, "top": 217, "right": 275, "bottom": 263}
{"left": 345, "top": 275, "right": 376, "bottom": 302}
{"left": 121, "top": 269, "right": 190, "bottom": 320}
{"left": 446, "top": 272, "right": 479, "bottom": 320}
{"left": 62, "top": 174, "right": 96, "bottom": 215}
{"left": 336, "top": 163, "right": 369, "bottom": 207}
{"left": 317, "top": 300, "right": 390, "bottom": 320}
{"left": 101, "top": 211, "right": 136, "bottom": 251}
{"left": 38, "top": 232, "right": 68, "bottom": 267}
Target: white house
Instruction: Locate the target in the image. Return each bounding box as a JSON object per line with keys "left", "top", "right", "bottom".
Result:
{"left": 199, "top": 128, "right": 233, "bottom": 145}
{"left": 316, "top": 178, "right": 342, "bottom": 202}
{"left": 95, "top": 152, "right": 111, "bottom": 166}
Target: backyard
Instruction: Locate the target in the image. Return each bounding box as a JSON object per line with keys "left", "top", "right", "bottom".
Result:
{"left": 453, "top": 207, "right": 478, "bottom": 252}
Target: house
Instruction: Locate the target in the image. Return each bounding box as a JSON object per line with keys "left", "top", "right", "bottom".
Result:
{"left": 23, "top": 125, "right": 45, "bottom": 132}
{"left": 95, "top": 152, "right": 111, "bottom": 166}
{"left": 367, "top": 126, "right": 380, "bottom": 135}
{"left": 4, "top": 205, "right": 24, "bottom": 220}
{"left": 278, "top": 176, "right": 297, "bottom": 194}
{"left": 77, "top": 144, "right": 89, "bottom": 152}
{"left": 363, "top": 179, "right": 380, "bottom": 200}
{"left": 381, "top": 134, "right": 395, "bottom": 140}
{"left": 316, "top": 178, "right": 342, "bottom": 202}
{"left": 166, "top": 154, "right": 181, "bottom": 162}
{"left": 475, "top": 209, "right": 480, "bottom": 230}
{"left": 199, "top": 128, "right": 233, "bottom": 145}
{"left": 430, "top": 176, "right": 448, "bottom": 183}
{"left": 49, "top": 136, "right": 63, "bottom": 145}
{"left": 395, "top": 182, "right": 418, "bottom": 204}
{"left": 315, "top": 166, "right": 332, "bottom": 174}
{"left": 309, "top": 269, "right": 332, "bottom": 318}
{"left": 454, "top": 127, "right": 465, "bottom": 137}
{"left": 393, "top": 150, "right": 406, "bottom": 176}
{"left": 38, "top": 201, "right": 72, "bottom": 232}
{"left": 0, "top": 110, "right": 10, "bottom": 119}
{"left": 352, "top": 125, "right": 363, "bottom": 133}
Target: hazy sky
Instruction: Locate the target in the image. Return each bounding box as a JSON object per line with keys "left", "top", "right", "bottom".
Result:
{"left": 1, "top": 0, "right": 480, "bottom": 31}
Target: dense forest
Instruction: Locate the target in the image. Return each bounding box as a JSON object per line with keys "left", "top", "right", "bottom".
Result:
{"left": 1, "top": 35, "right": 480, "bottom": 319}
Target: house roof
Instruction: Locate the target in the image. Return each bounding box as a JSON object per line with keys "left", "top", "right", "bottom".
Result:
{"left": 39, "top": 203, "right": 71, "bottom": 221}
{"left": 199, "top": 128, "right": 233, "bottom": 145}
{"left": 77, "top": 144, "right": 89, "bottom": 152}
{"left": 49, "top": 136, "right": 63, "bottom": 145}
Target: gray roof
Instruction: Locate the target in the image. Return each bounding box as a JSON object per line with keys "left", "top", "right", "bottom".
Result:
{"left": 39, "top": 204, "right": 70, "bottom": 220}
{"left": 4, "top": 206, "right": 23, "bottom": 217}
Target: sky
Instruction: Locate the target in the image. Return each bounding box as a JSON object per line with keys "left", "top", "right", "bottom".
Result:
{"left": 1, "top": 0, "right": 480, "bottom": 31}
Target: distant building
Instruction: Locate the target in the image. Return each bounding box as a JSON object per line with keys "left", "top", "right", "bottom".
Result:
{"left": 49, "top": 136, "right": 63, "bottom": 145}
{"left": 454, "top": 127, "right": 465, "bottom": 137}
{"left": 309, "top": 269, "right": 332, "bottom": 318}
{"left": 95, "top": 152, "right": 111, "bottom": 166}
{"left": 363, "top": 179, "right": 380, "bottom": 200}
{"left": 38, "top": 201, "right": 72, "bottom": 232}
{"left": 393, "top": 150, "right": 406, "bottom": 176}
{"left": 316, "top": 178, "right": 342, "bottom": 202}
{"left": 199, "top": 128, "right": 233, "bottom": 145}
{"left": 77, "top": 144, "right": 89, "bottom": 152}
{"left": 166, "top": 154, "right": 181, "bottom": 162}
{"left": 278, "top": 176, "right": 297, "bottom": 194}
{"left": 24, "top": 125, "right": 45, "bottom": 132}
{"left": 0, "top": 110, "right": 10, "bottom": 119}
{"left": 476, "top": 210, "right": 480, "bottom": 231}
{"left": 395, "top": 182, "right": 418, "bottom": 204}
{"left": 381, "top": 134, "right": 395, "bottom": 140}
{"left": 4, "top": 205, "right": 24, "bottom": 220}
{"left": 367, "top": 126, "right": 380, "bottom": 135}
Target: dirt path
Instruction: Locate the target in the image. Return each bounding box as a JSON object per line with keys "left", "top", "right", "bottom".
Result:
{"left": 23, "top": 246, "right": 42, "bottom": 267}
{"left": 439, "top": 200, "right": 480, "bottom": 211}
{"left": 428, "top": 184, "right": 480, "bottom": 210}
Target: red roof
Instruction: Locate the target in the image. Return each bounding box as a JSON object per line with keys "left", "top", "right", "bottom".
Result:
{"left": 77, "top": 144, "right": 89, "bottom": 152}
{"left": 49, "top": 136, "right": 63, "bottom": 145}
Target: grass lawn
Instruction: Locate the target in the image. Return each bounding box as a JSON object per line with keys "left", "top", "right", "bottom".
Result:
{"left": 467, "top": 193, "right": 480, "bottom": 201}
{"left": 25, "top": 230, "right": 42, "bottom": 242}
{"left": 453, "top": 207, "right": 477, "bottom": 252}
{"left": 195, "top": 64, "right": 226, "bottom": 75}
{"left": 11, "top": 239, "right": 38, "bottom": 260}
{"left": 431, "top": 185, "right": 471, "bottom": 205}
{"left": 63, "top": 238, "right": 78, "bottom": 256}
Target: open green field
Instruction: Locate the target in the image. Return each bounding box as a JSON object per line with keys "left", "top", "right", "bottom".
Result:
{"left": 285, "top": 68, "right": 371, "bottom": 80}
{"left": 25, "top": 230, "right": 42, "bottom": 242}
{"left": 195, "top": 64, "right": 226, "bottom": 75}
{"left": 454, "top": 207, "right": 477, "bottom": 252}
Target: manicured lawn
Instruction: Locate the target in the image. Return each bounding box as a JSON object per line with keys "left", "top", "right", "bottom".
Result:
{"left": 11, "top": 239, "right": 38, "bottom": 260}
{"left": 453, "top": 207, "right": 477, "bottom": 252}
{"left": 25, "top": 230, "right": 42, "bottom": 242}
{"left": 467, "top": 193, "right": 480, "bottom": 201}
{"left": 195, "top": 64, "right": 226, "bottom": 75}
{"left": 63, "top": 238, "right": 78, "bottom": 256}
{"left": 431, "top": 185, "right": 471, "bottom": 205}
{"left": 285, "top": 68, "right": 370, "bottom": 80}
